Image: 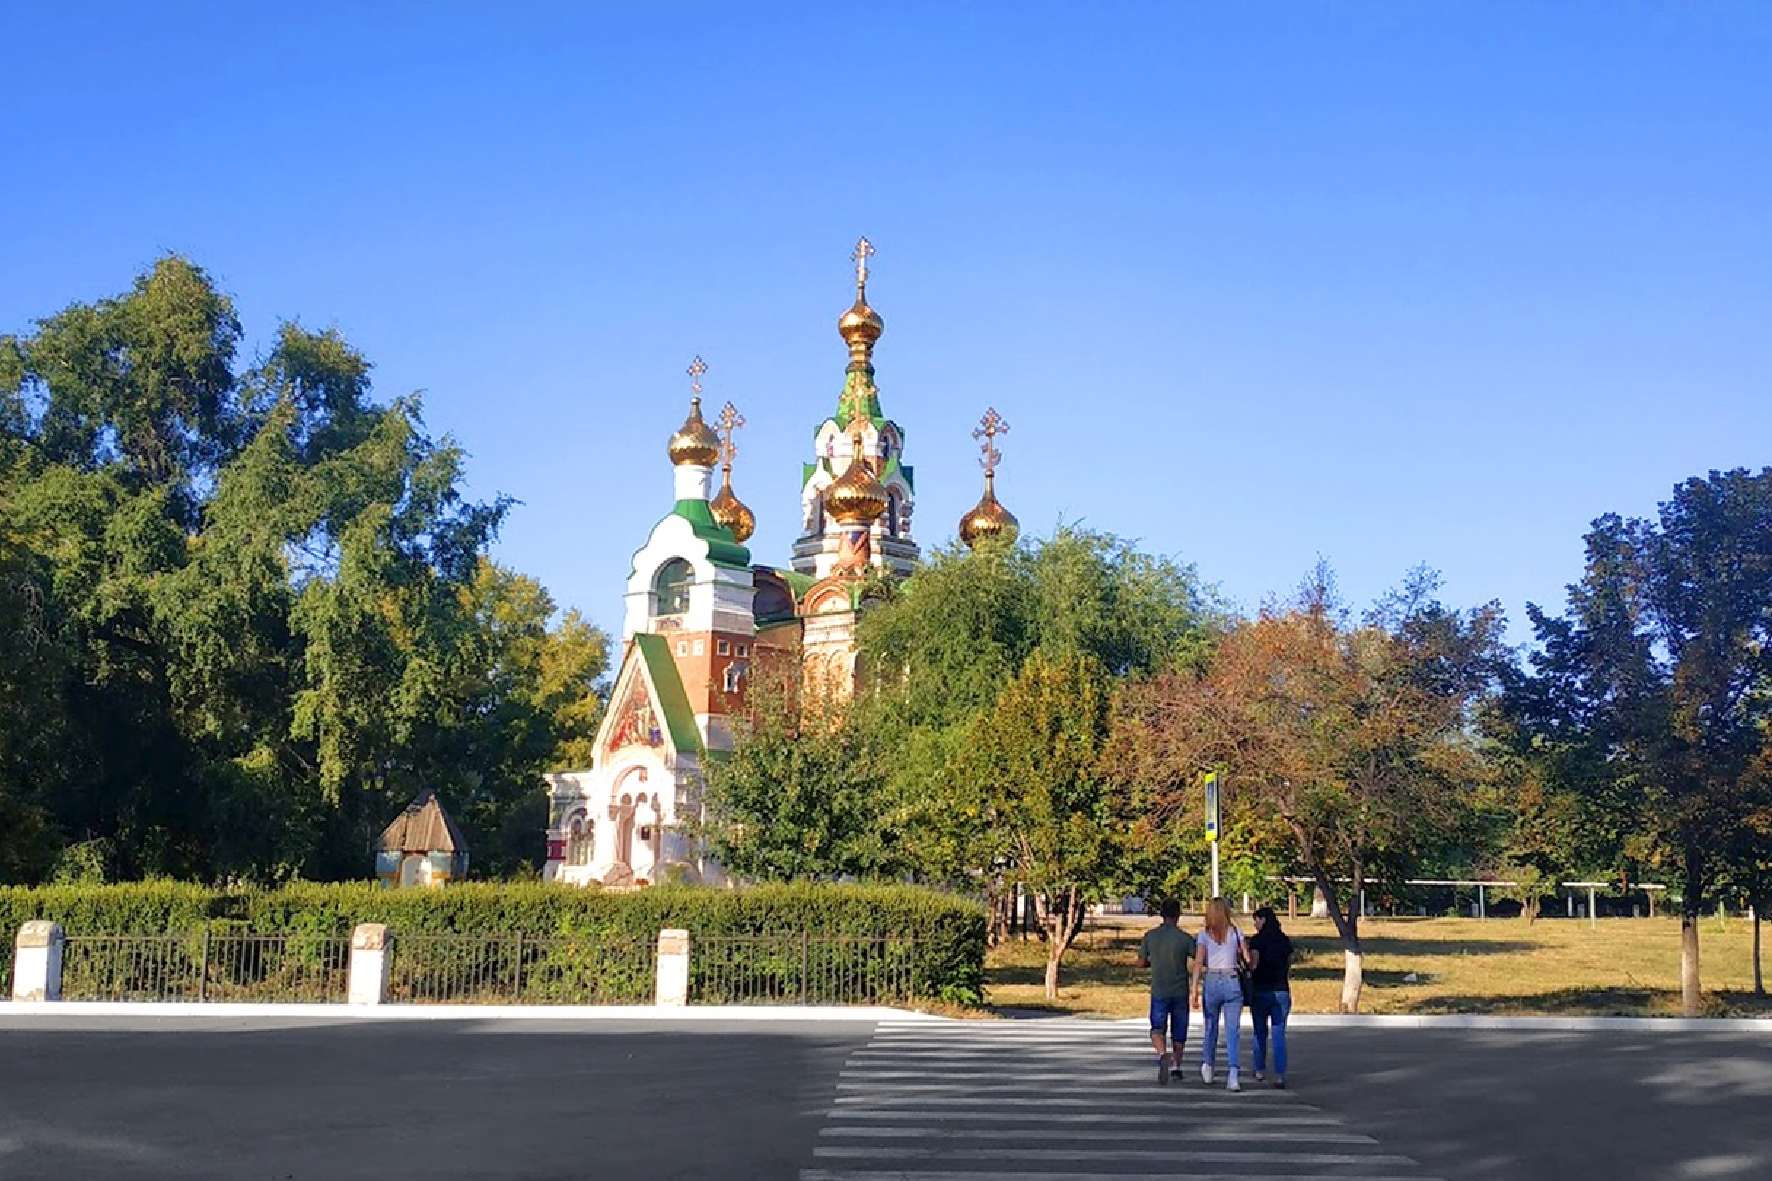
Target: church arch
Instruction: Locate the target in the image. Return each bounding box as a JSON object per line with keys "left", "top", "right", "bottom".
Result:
{"left": 654, "top": 558, "right": 693, "bottom": 616}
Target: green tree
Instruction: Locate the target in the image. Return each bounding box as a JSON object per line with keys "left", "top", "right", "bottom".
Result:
{"left": 1118, "top": 568, "right": 1504, "bottom": 1011}
{"left": 1515, "top": 473, "right": 1772, "bottom": 1015}
{"left": 0, "top": 256, "right": 595, "bottom": 883}
{"left": 703, "top": 656, "right": 888, "bottom": 880}
{"left": 958, "top": 650, "right": 1125, "bottom": 998}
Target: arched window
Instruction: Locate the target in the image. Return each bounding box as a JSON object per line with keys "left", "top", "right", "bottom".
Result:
{"left": 654, "top": 558, "right": 693, "bottom": 616}
{"left": 886, "top": 492, "right": 901, "bottom": 537}
{"left": 566, "top": 812, "right": 593, "bottom": 866}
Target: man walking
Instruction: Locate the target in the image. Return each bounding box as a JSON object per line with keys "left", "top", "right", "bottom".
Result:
{"left": 1139, "top": 898, "right": 1197, "bottom": 1084}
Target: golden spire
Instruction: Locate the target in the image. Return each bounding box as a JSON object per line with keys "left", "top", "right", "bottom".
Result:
{"left": 959, "top": 407, "right": 1019, "bottom": 548}
{"left": 823, "top": 405, "right": 889, "bottom": 527}
{"left": 837, "top": 236, "right": 885, "bottom": 371}
{"left": 709, "top": 400, "right": 755, "bottom": 543}
{"left": 667, "top": 355, "right": 720, "bottom": 467}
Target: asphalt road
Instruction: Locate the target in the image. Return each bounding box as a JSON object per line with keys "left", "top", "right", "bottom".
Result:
{"left": 0, "top": 1015, "right": 1767, "bottom": 1180}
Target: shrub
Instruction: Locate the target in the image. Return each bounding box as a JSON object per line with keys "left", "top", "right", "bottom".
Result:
{"left": 0, "top": 881, "right": 987, "bottom": 1004}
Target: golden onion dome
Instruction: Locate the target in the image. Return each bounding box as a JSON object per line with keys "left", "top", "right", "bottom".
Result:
{"left": 838, "top": 297, "right": 884, "bottom": 349}
{"left": 824, "top": 415, "right": 889, "bottom": 526}
{"left": 959, "top": 472, "right": 1019, "bottom": 548}
{"left": 667, "top": 396, "right": 720, "bottom": 467}
{"left": 709, "top": 468, "right": 756, "bottom": 543}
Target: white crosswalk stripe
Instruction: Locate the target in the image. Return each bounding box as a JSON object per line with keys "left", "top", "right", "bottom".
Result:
{"left": 801, "top": 1017, "right": 1442, "bottom": 1181}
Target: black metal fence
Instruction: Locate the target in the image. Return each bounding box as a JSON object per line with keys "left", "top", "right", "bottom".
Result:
{"left": 690, "top": 934, "right": 918, "bottom": 1005}
{"left": 22, "top": 930, "right": 918, "bottom": 1006}
{"left": 60, "top": 932, "right": 351, "bottom": 1003}
{"left": 387, "top": 934, "right": 655, "bottom": 1004}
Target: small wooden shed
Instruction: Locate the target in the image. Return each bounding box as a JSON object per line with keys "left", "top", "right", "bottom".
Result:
{"left": 375, "top": 790, "right": 469, "bottom": 888}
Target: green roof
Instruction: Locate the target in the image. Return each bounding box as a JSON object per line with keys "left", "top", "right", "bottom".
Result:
{"left": 632, "top": 634, "right": 704, "bottom": 755}
{"left": 671, "top": 498, "right": 752, "bottom": 569}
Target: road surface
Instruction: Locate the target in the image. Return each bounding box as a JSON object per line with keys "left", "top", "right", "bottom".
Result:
{"left": 0, "top": 1013, "right": 1766, "bottom": 1179}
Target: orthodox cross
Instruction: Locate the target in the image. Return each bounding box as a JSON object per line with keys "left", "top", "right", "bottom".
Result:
{"left": 715, "top": 401, "right": 746, "bottom": 469}
{"left": 852, "top": 236, "right": 875, "bottom": 296}
{"left": 973, "top": 407, "right": 1009, "bottom": 476}
{"left": 686, "top": 355, "right": 707, "bottom": 398}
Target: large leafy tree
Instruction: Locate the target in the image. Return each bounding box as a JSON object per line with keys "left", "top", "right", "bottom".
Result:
{"left": 855, "top": 529, "right": 1213, "bottom": 937}
{"left": 0, "top": 256, "right": 605, "bottom": 883}
{"left": 957, "top": 650, "right": 1126, "bottom": 998}
{"left": 1117, "top": 569, "right": 1505, "bottom": 1011}
{"left": 1514, "top": 473, "right": 1772, "bottom": 1014}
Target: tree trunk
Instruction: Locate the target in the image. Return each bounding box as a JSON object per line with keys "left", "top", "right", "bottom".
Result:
{"left": 1341, "top": 947, "right": 1364, "bottom": 1013}
{"left": 1681, "top": 852, "right": 1703, "bottom": 1018}
{"left": 1753, "top": 902, "right": 1764, "bottom": 997}
{"left": 1033, "top": 888, "right": 1087, "bottom": 1001}
{"left": 1680, "top": 911, "right": 1702, "bottom": 1017}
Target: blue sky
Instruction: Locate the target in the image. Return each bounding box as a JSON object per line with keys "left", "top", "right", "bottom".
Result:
{"left": 4, "top": 4, "right": 1768, "bottom": 644}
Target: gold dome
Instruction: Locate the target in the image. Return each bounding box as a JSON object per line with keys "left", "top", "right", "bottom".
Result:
{"left": 838, "top": 297, "right": 884, "bottom": 348}
{"left": 667, "top": 396, "right": 720, "bottom": 467}
{"left": 959, "top": 472, "right": 1019, "bottom": 548}
{"left": 709, "top": 468, "right": 755, "bottom": 543}
{"left": 824, "top": 412, "right": 888, "bottom": 526}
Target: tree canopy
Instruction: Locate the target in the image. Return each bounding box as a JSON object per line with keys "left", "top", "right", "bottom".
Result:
{"left": 0, "top": 256, "right": 607, "bottom": 884}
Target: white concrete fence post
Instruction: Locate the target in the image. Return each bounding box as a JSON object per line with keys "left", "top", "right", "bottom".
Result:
{"left": 655, "top": 928, "right": 690, "bottom": 1007}
{"left": 12, "top": 921, "right": 65, "bottom": 1002}
{"left": 348, "top": 923, "right": 392, "bottom": 1005}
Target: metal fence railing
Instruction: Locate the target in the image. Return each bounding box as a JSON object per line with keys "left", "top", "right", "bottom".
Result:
{"left": 690, "top": 935, "right": 918, "bottom": 1006}
{"left": 387, "top": 934, "right": 655, "bottom": 1004}
{"left": 20, "top": 930, "right": 919, "bottom": 1006}
{"left": 60, "top": 933, "right": 351, "bottom": 1003}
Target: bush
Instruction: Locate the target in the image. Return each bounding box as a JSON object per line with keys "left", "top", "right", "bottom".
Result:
{"left": 0, "top": 881, "right": 987, "bottom": 1004}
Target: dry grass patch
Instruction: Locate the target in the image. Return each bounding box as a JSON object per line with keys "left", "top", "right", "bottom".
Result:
{"left": 985, "top": 915, "right": 1772, "bottom": 1018}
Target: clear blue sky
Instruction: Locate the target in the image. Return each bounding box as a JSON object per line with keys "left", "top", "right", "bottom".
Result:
{"left": 4, "top": 4, "right": 1768, "bottom": 644}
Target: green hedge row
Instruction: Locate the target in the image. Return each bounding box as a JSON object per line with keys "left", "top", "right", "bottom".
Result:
{"left": 0, "top": 881, "right": 986, "bottom": 1003}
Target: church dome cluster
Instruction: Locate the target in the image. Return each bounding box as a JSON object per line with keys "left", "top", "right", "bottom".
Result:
{"left": 544, "top": 237, "right": 1019, "bottom": 893}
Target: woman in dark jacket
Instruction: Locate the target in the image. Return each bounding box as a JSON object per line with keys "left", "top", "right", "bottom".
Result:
{"left": 1246, "top": 906, "right": 1294, "bottom": 1087}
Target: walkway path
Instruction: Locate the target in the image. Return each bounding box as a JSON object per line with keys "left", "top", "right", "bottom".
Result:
{"left": 804, "top": 1017, "right": 1440, "bottom": 1181}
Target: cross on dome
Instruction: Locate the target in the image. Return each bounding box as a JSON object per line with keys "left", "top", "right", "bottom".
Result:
{"left": 852, "top": 237, "right": 875, "bottom": 296}
{"left": 686, "top": 355, "right": 708, "bottom": 397}
{"left": 973, "top": 407, "right": 1009, "bottom": 476}
{"left": 715, "top": 401, "right": 746, "bottom": 468}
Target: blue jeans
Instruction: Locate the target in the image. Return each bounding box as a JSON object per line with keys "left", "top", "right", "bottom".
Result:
{"left": 1149, "top": 995, "right": 1188, "bottom": 1048}
{"left": 1201, "top": 973, "right": 1242, "bottom": 1072}
{"left": 1251, "top": 989, "right": 1291, "bottom": 1075}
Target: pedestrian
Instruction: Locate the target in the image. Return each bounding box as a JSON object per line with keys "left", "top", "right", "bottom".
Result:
{"left": 1247, "top": 905, "right": 1293, "bottom": 1088}
{"left": 1191, "top": 896, "right": 1249, "bottom": 1092}
{"left": 1138, "top": 898, "right": 1197, "bottom": 1085}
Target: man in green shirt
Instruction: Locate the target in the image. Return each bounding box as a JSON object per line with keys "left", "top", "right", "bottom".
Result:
{"left": 1139, "top": 898, "right": 1198, "bottom": 1085}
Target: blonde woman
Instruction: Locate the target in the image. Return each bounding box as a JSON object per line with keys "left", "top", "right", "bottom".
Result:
{"left": 1190, "top": 897, "right": 1251, "bottom": 1092}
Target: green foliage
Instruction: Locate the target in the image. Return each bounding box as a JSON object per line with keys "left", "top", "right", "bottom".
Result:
{"left": 0, "top": 257, "right": 608, "bottom": 884}
{"left": 0, "top": 881, "right": 987, "bottom": 1004}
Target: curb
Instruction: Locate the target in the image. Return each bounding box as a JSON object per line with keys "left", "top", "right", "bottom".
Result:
{"left": 0, "top": 1002, "right": 945, "bottom": 1023}
{"left": 949, "top": 1013, "right": 1772, "bottom": 1034}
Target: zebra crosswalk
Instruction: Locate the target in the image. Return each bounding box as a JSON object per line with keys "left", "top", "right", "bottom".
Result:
{"left": 801, "top": 1016, "right": 1441, "bottom": 1181}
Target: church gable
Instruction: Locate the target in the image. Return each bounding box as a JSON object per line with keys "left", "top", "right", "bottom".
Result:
{"left": 595, "top": 634, "right": 704, "bottom": 762}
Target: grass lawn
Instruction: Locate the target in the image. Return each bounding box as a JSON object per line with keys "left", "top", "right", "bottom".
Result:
{"left": 985, "top": 914, "right": 1772, "bottom": 1018}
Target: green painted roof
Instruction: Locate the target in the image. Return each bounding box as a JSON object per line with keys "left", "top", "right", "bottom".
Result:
{"left": 671, "top": 498, "right": 752, "bottom": 569}
{"left": 632, "top": 633, "right": 704, "bottom": 755}
{"left": 780, "top": 570, "right": 818, "bottom": 597}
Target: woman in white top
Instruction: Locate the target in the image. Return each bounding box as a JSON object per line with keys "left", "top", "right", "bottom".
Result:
{"left": 1190, "top": 896, "right": 1251, "bottom": 1092}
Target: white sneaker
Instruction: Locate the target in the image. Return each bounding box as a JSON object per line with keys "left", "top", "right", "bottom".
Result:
{"left": 1227, "top": 1069, "right": 1241, "bottom": 1093}
{"left": 1200, "top": 1062, "right": 1214, "bottom": 1085}
{"left": 1254, "top": 1070, "right": 1265, "bottom": 1082}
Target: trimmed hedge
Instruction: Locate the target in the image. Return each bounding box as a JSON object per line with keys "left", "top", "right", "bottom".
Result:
{"left": 0, "top": 881, "right": 986, "bottom": 1004}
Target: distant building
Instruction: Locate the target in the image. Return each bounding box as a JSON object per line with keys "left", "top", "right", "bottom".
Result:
{"left": 376, "top": 789, "right": 469, "bottom": 887}
{"left": 542, "top": 239, "right": 1018, "bottom": 888}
